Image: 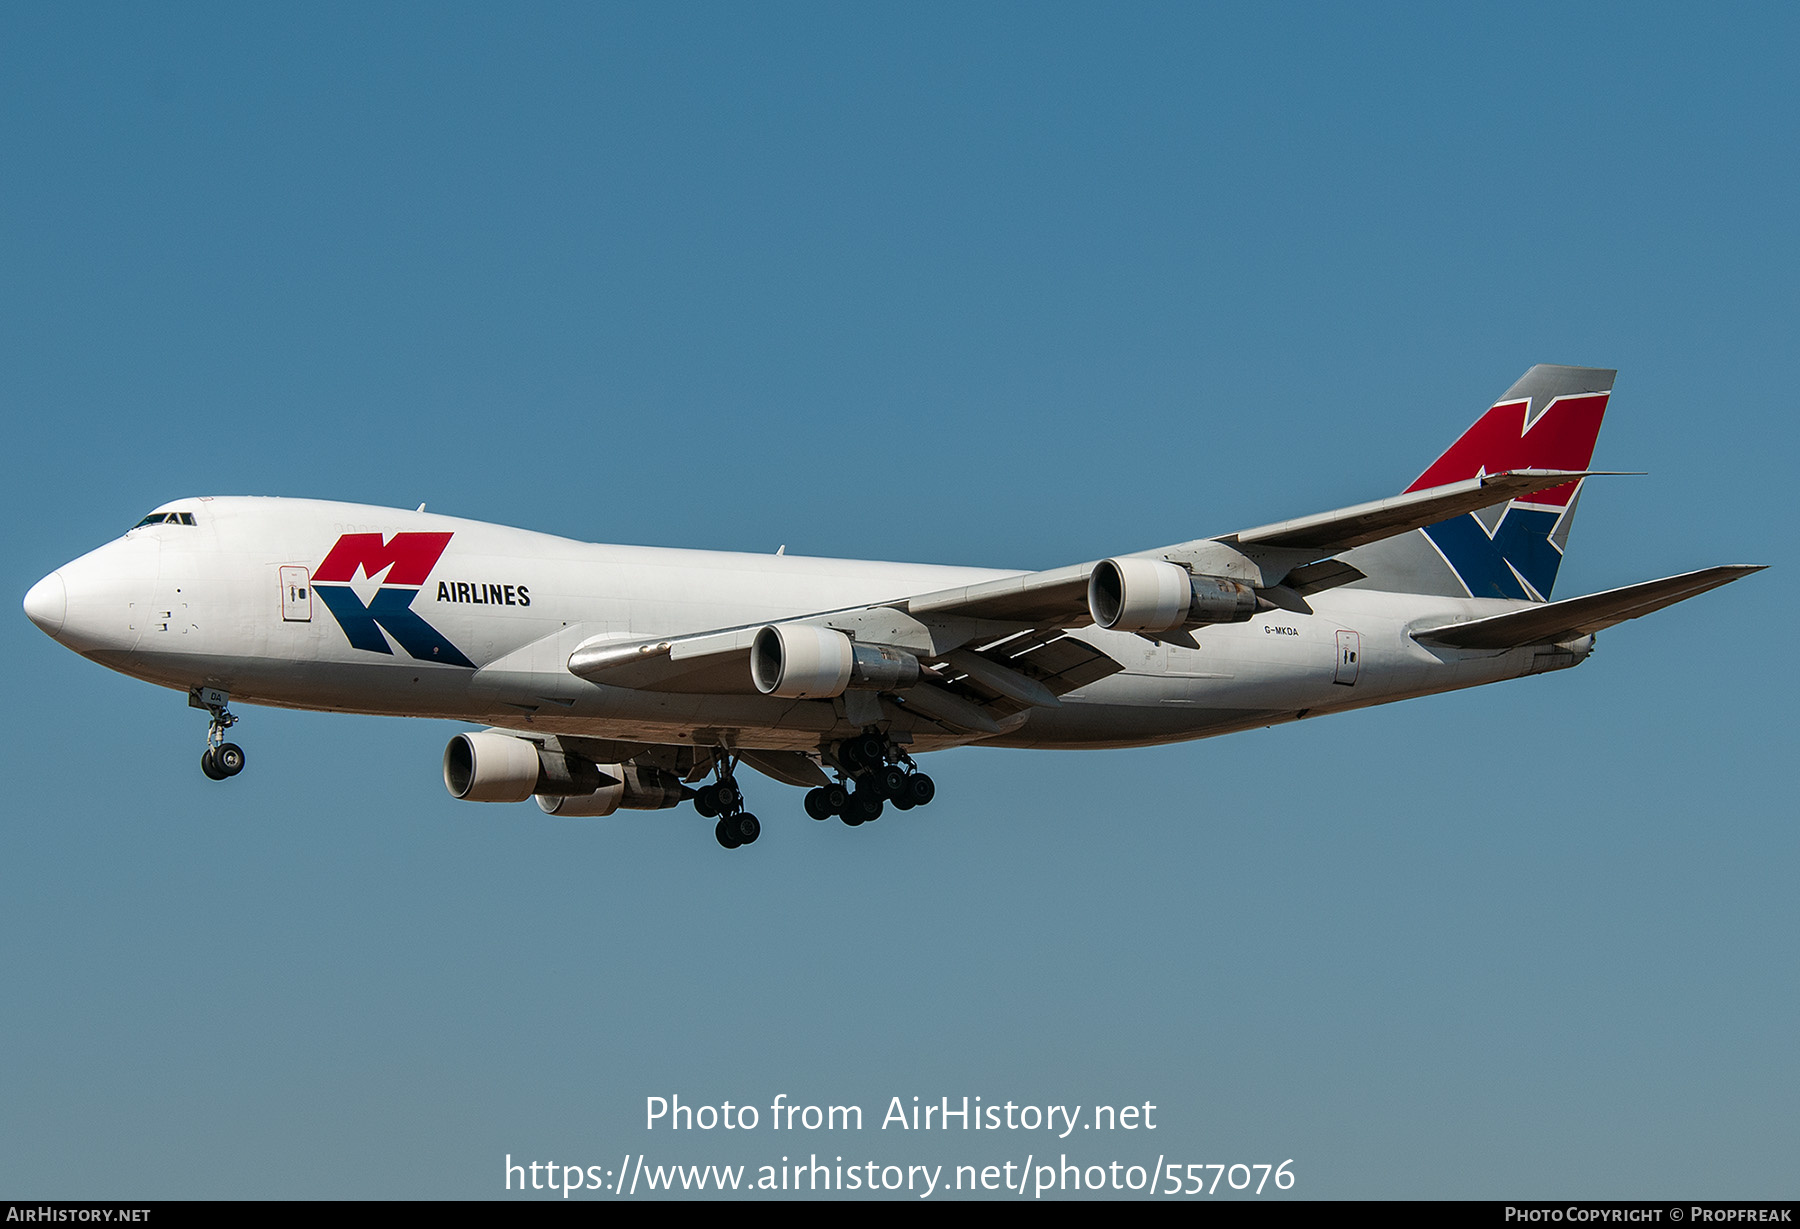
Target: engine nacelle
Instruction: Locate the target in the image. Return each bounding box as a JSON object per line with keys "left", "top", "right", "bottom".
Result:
{"left": 750, "top": 624, "right": 920, "bottom": 698}
{"left": 1087, "top": 558, "right": 1258, "bottom": 633}
{"left": 539, "top": 778, "right": 623, "bottom": 817}
{"left": 444, "top": 732, "right": 609, "bottom": 803}
{"left": 537, "top": 764, "right": 687, "bottom": 816}
{"left": 443, "top": 731, "right": 541, "bottom": 802}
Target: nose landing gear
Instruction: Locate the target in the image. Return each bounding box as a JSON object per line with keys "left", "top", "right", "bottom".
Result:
{"left": 190, "top": 686, "right": 245, "bottom": 781}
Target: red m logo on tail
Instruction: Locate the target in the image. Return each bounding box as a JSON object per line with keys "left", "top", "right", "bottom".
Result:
{"left": 1407, "top": 393, "right": 1609, "bottom": 508}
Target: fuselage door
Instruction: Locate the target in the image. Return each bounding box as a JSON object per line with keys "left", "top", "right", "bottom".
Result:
{"left": 1334, "top": 630, "right": 1361, "bottom": 685}
{"left": 281, "top": 566, "right": 313, "bottom": 622}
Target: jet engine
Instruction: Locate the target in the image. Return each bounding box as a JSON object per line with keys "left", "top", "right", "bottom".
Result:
{"left": 443, "top": 731, "right": 543, "bottom": 802}
{"left": 536, "top": 764, "right": 688, "bottom": 817}
{"left": 750, "top": 624, "right": 920, "bottom": 698}
{"left": 446, "top": 732, "right": 690, "bottom": 814}
{"left": 443, "top": 731, "right": 610, "bottom": 803}
{"left": 1087, "top": 558, "right": 1258, "bottom": 633}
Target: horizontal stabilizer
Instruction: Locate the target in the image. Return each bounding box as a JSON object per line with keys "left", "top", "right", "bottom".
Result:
{"left": 1413, "top": 565, "right": 1765, "bottom": 650}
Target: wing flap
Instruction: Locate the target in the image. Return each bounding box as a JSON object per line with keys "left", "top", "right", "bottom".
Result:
{"left": 942, "top": 648, "right": 1062, "bottom": 709}
{"left": 929, "top": 630, "right": 1125, "bottom": 725}
{"left": 1413, "top": 565, "right": 1765, "bottom": 650}
{"left": 996, "top": 630, "right": 1125, "bottom": 695}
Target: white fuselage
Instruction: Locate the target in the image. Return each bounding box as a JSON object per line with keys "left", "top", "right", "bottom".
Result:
{"left": 27, "top": 496, "right": 1581, "bottom": 753}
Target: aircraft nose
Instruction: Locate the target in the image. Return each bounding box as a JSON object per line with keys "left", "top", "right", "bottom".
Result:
{"left": 29, "top": 535, "right": 158, "bottom": 656}
{"left": 23, "top": 571, "right": 67, "bottom": 638}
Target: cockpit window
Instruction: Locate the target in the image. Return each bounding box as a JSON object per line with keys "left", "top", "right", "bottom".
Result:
{"left": 132, "top": 512, "right": 197, "bottom": 528}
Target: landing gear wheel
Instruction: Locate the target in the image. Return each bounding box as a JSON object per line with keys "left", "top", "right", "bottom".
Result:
{"left": 876, "top": 765, "right": 908, "bottom": 798}
{"left": 214, "top": 743, "right": 246, "bottom": 777}
{"left": 892, "top": 794, "right": 916, "bottom": 811}
{"left": 695, "top": 784, "right": 720, "bottom": 818}
{"left": 805, "top": 788, "right": 834, "bottom": 820}
{"left": 903, "top": 773, "right": 935, "bottom": 807}
{"left": 195, "top": 689, "right": 243, "bottom": 781}
{"left": 733, "top": 813, "right": 761, "bottom": 844}
{"left": 849, "top": 733, "right": 885, "bottom": 769}
{"left": 845, "top": 791, "right": 883, "bottom": 825}
{"left": 194, "top": 688, "right": 242, "bottom": 774}
{"left": 714, "top": 782, "right": 740, "bottom": 813}
{"left": 822, "top": 782, "right": 849, "bottom": 815}
{"left": 714, "top": 818, "right": 742, "bottom": 849}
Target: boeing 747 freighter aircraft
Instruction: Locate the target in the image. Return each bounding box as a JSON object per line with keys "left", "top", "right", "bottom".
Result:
{"left": 23, "top": 366, "right": 1762, "bottom": 848}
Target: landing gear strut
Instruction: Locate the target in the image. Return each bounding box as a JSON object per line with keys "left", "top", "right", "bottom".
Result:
{"left": 806, "top": 732, "right": 935, "bottom": 827}
{"left": 191, "top": 687, "right": 246, "bottom": 781}
{"left": 696, "top": 752, "right": 760, "bottom": 849}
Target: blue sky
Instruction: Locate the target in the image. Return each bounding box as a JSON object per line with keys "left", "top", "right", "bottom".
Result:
{"left": 3, "top": 4, "right": 1794, "bottom": 1199}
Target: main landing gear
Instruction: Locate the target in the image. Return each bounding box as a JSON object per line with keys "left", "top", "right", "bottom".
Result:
{"left": 191, "top": 686, "right": 246, "bottom": 781}
{"left": 691, "top": 735, "right": 936, "bottom": 846}
{"left": 804, "top": 732, "right": 935, "bottom": 828}
{"left": 693, "top": 754, "right": 760, "bottom": 849}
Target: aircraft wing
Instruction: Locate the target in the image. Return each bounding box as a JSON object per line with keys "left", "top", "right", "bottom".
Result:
{"left": 565, "top": 618, "right": 1123, "bottom": 734}
{"left": 1411, "top": 565, "right": 1766, "bottom": 650}
{"left": 1223, "top": 469, "right": 1600, "bottom": 552}
{"left": 563, "top": 468, "right": 1602, "bottom": 727}
{"left": 898, "top": 468, "right": 1597, "bottom": 622}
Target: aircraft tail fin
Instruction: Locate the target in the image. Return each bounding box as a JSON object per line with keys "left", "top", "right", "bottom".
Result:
{"left": 1343, "top": 364, "right": 1615, "bottom": 600}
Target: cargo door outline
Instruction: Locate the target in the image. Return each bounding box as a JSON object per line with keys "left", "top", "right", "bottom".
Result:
{"left": 1334, "top": 629, "right": 1361, "bottom": 686}
{"left": 281, "top": 566, "right": 313, "bottom": 622}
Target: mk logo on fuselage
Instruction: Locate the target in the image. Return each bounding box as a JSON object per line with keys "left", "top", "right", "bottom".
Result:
{"left": 314, "top": 532, "right": 477, "bottom": 668}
